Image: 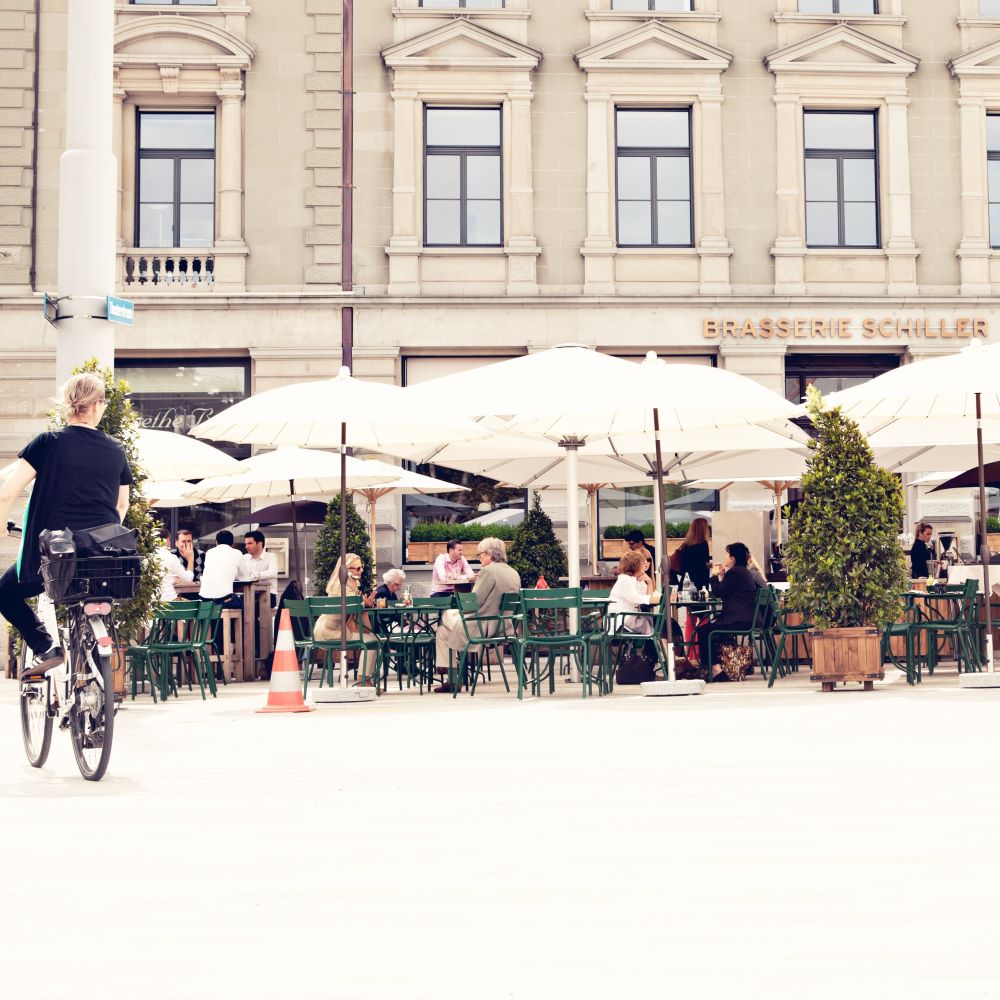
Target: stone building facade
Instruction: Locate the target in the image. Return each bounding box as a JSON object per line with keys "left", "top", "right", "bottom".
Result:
{"left": 2, "top": 0, "right": 1000, "bottom": 567}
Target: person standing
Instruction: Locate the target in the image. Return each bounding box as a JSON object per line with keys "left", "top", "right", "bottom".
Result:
{"left": 672, "top": 517, "right": 712, "bottom": 589}
{"left": 241, "top": 529, "right": 278, "bottom": 608}
{"left": 910, "top": 522, "right": 935, "bottom": 579}
{"left": 430, "top": 539, "right": 474, "bottom": 596}
{"left": 0, "top": 374, "right": 133, "bottom": 678}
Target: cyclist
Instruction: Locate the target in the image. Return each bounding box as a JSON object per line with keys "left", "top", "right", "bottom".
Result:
{"left": 0, "top": 373, "right": 133, "bottom": 679}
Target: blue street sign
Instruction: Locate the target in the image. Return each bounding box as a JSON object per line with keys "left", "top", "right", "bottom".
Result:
{"left": 106, "top": 295, "right": 135, "bottom": 327}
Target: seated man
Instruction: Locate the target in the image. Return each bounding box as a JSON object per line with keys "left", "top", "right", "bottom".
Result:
{"left": 430, "top": 539, "right": 474, "bottom": 596}
{"left": 171, "top": 526, "right": 206, "bottom": 582}
{"left": 199, "top": 530, "right": 246, "bottom": 609}
{"left": 434, "top": 536, "right": 520, "bottom": 691}
{"left": 154, "top": 526, "right": 194, "bottom": 603}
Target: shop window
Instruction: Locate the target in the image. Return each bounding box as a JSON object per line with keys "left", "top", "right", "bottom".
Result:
{"left": 798, "top": 0, "right": 877, "bottom": 12}
{"left": 784, "top": 353, "right": 898, "bottom": 405}
{"left": 804, "top": 110, "right": 879, "bottom": 249}
{"left": 419, "top": 0, "right": 505, "bottom": 6}
{"left": 115, "top": 360, "right": 249, "bottom": 543}
{"left": 424, "top": 107, "right": 502, "bottom": 247}
{"left": 131, "top": 1, "right": 218, "bottom": 5}
{"left": 615, "top": 108, "right": 693, "bottom": 248}
{"left": 136, "top": 111, "right": 216, "bottom": 249}
{"left": 982, "top": 1, "right": 1000, "bottom": 15}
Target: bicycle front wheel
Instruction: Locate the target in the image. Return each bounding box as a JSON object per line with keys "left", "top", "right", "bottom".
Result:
{"left": 19, "top": 644, "right": 53, "bottom": 768}
{"left": 70, "top": 653, "right": 114, "bottom": 782}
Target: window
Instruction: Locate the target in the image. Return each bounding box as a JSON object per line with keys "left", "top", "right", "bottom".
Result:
{"left": 131, "top": 1, "right": 218, "bottom": 5}
{"left": 797, "top": 0, "right": 877, "bottom": 11}
{"left": 424, "top": 107, "right": 502, "bottom": 247}
{"left": 611, "top": 1, "right": 693, "bottom": 10}
{"left": 804, "top": 110, "right": 879, "bottom": 249}
{"left": 784, "top": 354, "right": 898, "bottom": 405}
{"left": 981, "top": 0, "right": 1000, "bottom": 14}
{"left": 615, "top": 109, "right": 693, "bottom": 248}
{"left": 418, "top": 1, "right": 504, "bottom": 7}
{"left": 136, "top": 111, "right": 215, "bottom": 248}
{"left": 988, "top": 116, "right": 1000, "bottom": 248}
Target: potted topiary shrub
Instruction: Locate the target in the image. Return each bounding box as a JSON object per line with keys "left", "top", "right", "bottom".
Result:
{"left": 987, "top": 516, "right": 1000, "bottom": 557}
{"left": 508, "top": 491, "right": 567, "bottom": 588}
{"left": 314, "top": 493, "right": 374, "bottom": 595}
{"left": 784, "top": 386, "right": 909, "bottom": 692}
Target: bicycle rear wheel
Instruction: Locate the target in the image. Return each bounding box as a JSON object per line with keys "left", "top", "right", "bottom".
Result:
{"left": 70, "top": 651, "right": 114, "bottom": 782}
{"left": 19, "top": 644, "right": 53, "bottom": 768}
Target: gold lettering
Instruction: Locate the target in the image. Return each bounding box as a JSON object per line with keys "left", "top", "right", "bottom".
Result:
{"left": 811, "top": 319, "right": 828, "bottom": 339}
{"left": 879, "top": 319, "right": 895, "bottom": 339}
{"left": 794, "top": 319, "right": 808, "bottom": 339}
{"left": 975, "top": 319, "right": 989, "bottom": 339}
{"left": 741, "top": 319, "right": 757, "bottom": 339}
{"left": 955, "top": 319, "right": 970, "bottom": 340}
{"left": 926, "top": 321, "right": 940, "bottom": 339}
{"left": 897, "top": 320, "right": 913, "bottom": 338}
{"left": 723, "top": 319, "right": 738, "bottom": 339}
{"left": 777, "top": 318, "right": 792, "bottom": 339}
{"left": 838, "top": 318, "right": 852, "bottom": 338}
{"left": 703, "top": 319, "right": 720, "bottom": 339}
{"left": 759, "top": 318, "right": 774, "bottom": 339}
{"left": 862, "top": 319, "right": 877, "bottom": 339}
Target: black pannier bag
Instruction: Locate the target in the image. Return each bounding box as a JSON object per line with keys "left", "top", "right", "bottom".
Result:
{"left": 38, "top": 528, "right": 77, "bottom": 601}
{"left": 39, "top": 524, "right": 141, "bottom": 602}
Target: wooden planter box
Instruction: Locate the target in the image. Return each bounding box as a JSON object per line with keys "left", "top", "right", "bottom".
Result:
{"left": 601, "top": 537, "right": 685, "bottom": 561}
{"left": 406, "top": 540, "right": 484, "bottom": 564}
{"left": 987, "top": 533, "right": 1000, "bottom": 555}
{"left": 809, "top": 627, "right": 883, "bottom": 692}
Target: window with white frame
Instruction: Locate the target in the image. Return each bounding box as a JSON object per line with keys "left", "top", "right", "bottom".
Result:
{"left": 136, "top": 111, "right": 216, "bottom": 248}
{"left": 419, "top": 0, "right": 505, "bottom": 7}
{"left": 798, "top": 0, "right": 877, "bottom": 11}
{"left": 988, "top": 115, "right": 1000, "bottom": 248}
{"left": 424, "top": 107, "right": 502, "bottom": 247}
{"left": 804, "top": 110, "right": 879, "bottom": 249}
{"left": 982, "top": 0, "right": 1000, "bottom": 15}
{"left": 131, "top": 0, "right": 218, "bottom": 5}
{"left": 612, "top": 0, "right": 693, "bottom": 9}
{"left": 616, "top": 109, "right": 693, "bottom": 248}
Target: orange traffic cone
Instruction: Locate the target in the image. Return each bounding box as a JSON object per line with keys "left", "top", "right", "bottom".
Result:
{"left": 257, "top": 609, "right": 315, "bottom": 714}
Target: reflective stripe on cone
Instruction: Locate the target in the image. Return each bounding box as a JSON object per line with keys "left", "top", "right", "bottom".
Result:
{"left": 257, "top": 608, "right": 315, "bottom": 714}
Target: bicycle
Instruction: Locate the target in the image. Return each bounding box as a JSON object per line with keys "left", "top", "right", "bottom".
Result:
{"left": 9, "top": 521, "right": 139, "bottom": 781}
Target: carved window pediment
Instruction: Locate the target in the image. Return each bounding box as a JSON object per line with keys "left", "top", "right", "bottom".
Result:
{"left": 575, "top": 21, "right": 731, "bottom": 74}
{"left": 765, "top": 24, "right": 917, "bottom": 77}
{"left": 114, "top": 16, "right": 254, "bottom": 71}
{"left": 382, "top": 18, "right": 541, "bottom": 71}
{"left": 950, "top": 38, "right": 1000, "bottom": 78}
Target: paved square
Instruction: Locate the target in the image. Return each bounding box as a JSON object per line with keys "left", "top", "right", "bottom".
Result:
{"left": 3, "top": 669, "right": 1000, "bottom": 999}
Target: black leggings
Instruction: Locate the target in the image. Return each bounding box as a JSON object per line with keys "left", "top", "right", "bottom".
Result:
{"left": 0, "top": 563, "right": 52, "bottom": 655}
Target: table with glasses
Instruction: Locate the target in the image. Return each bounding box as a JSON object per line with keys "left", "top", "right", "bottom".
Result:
{"left": 370, "top": 601, "right": 452, "bottom": 691}
{"left": 234, "top": 580, "right": 275, "bottom": 681}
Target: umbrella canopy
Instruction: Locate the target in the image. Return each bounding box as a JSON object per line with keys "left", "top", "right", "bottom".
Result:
{"left": 407, "top": 345, "right": 800, "bottom": 684}
{"left": 932, "top": 463, "right": 1000, "bottom": 492}
{"left": 250, "top": 500, "right": 329, "bottom": 526}
{"left": 191, "top": 368, "right": 490, "bottom": 690}
{"left": 821, "top": 340, "right": 1000, "bottom": 671}
{"left": 137, "top": 428, "right": 240, "bottom": 480}
{"left": 143, "top": 480, "right": 201, "bottom": 509}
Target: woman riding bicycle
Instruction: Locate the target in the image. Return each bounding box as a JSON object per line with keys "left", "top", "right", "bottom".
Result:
{"left": 0, "top": 374, "right": 132, "bottom": 679}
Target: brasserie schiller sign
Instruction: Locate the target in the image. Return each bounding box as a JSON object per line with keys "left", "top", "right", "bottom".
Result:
{"left": 703, "top": 316, "right": 990, "bottom": 341}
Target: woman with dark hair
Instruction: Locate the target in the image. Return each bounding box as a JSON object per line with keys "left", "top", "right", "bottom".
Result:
{"left": 696, "top": 541, "right": 759, "bottom": 681}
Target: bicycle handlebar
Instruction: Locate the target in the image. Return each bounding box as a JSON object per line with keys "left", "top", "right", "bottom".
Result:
{"left": 6, "top": 521, "right": 21, "bottom": 536}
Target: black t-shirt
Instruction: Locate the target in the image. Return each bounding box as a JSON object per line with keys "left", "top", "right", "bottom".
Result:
{"left": 910, "top": 538, "right": 933, "bottom": 578}
{"left": 17, "top": 425, "right": 133, "bottom": 581}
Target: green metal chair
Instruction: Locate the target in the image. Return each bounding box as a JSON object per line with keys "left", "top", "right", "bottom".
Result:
{"left": 448, "top": 592, "right": 518, "bottom": 697}
{"left": 145, "top": 602, "right": 206, "bottom": 700}
{"left": 910, "top": 579, "right": 982, "bottom": 676}
{"left": 704, "top": 586, "right": 773, "bottom": 682}
{"left": 304, "top": 596, "right": 383, "bottom": 696}
{"left": 604, "top": 599, "right": 667, "bottom": 693}
{"left": 519, "top": 588, "right": 596, "bottom": 699}
{"left": 284, "top": 599, "right": 317, "bottom": 675}
{"left": 128, "top": 614, "right": 169, "bottom": 702}
{"left": 766, "top": 587, "right": 814, "bottom": 688}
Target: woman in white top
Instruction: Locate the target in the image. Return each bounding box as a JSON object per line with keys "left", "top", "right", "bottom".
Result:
{"left": 608, "top": 549, "right": 657, "bottom": 635}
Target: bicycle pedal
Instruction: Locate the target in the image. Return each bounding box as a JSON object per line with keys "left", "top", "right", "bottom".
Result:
{"left": 82, "top": 732, "right": 104, "bottom": 750}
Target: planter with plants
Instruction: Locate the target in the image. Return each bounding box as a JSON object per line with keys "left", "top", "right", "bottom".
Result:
{"left": 406, "top": 521, "right": 515, "bottom": 564}
{"left": 784, "top": 387, "right": 909, "bottom": 692}
{"left": 600, "top": 522, "right": 690, "bottom": 560}
{"left": 508, "top": 492, "right": 567, "bottom": 588}
{"left": 987, "top": 516, "right": 1000, "bottom": 555}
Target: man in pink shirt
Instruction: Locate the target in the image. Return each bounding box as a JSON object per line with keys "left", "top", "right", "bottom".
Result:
{"left": 430, "top": 539, "right": 474, "bottom": 596}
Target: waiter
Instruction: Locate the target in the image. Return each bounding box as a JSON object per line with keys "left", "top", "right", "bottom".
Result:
{"left": 910, "top": 522, "right": 935, "bottom": 579}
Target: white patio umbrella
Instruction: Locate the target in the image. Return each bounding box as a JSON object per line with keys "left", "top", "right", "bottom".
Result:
{"left": 691, "top": 478, "right": 800, "bottom": 548}
{"left": 407, "top": 345, "right": 802, "bottom": 686}
{"left": 184, "top": 448, "right": 398, "bottom": 587}
{"left": 822, "top": 340, "right": 1000, "bottom": 674}
{"left": 345, "top": 459, "right": 468, "bottom": 575}
{"left": 191, "top": 368, "right": 490, "bottom": 691}
{"left": 143, "top": 480, "right": 201, "bottom": 509}
{"left": 137, "top": 428, "right": 240, "bottom": 480}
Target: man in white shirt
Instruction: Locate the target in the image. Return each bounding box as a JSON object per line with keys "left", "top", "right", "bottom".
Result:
{"left": 240, "top": 530, "right": 279, "bottom": 607}
{"left": 199, "top": 530, "right": 246, "bottom": 605}
{"left": 154, "top": 527, "right": 194, "bottom": 602}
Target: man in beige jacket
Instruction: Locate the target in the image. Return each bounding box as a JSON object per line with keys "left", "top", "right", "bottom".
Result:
{"left": 435, "top": 535, "right": 521, "bottom": 670}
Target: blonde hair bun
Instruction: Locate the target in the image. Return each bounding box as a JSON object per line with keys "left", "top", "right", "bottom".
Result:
{"left": 58, "top": 373, "right": 106, "bottom": 420}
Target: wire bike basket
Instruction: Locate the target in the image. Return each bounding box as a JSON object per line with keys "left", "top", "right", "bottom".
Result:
{"left": 41, "top": 554, "right": 142, "bottom": 603}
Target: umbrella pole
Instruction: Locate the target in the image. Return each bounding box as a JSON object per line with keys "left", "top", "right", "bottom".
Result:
{"left": 976, "top": 393, "right": 994, "bottom": 672}
{"left": 588, "top": 486, "right": 599, "bottom": 576}
{"left": 370, "top": 496, "right": 378, "bottom": 578}
{"left": 653, "top": 408, "right": 676, "bottom": 684}
{"left": 651, "top": 472, "right": 664, "bottom": 590}
{"left": 340, "top": 421, "right": 349, "bottom": 688}
{"left": 289, "top": 481, "right": 301, "bottom": 586}
{"left": 563, "top": 440, "right": 581, "bottom": 683}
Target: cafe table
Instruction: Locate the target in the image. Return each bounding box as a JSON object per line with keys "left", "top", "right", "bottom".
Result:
{"left": 370, "top": 601, "right": 452, "bottom": 692}
{"left": 233, "top": 580, "right": 275, "bottom": 681}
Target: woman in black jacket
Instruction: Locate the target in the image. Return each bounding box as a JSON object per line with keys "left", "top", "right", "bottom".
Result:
{"left": 697, "top": 541, "right": 759, "bottom": 680}
{"left": 671, "top": 517, "right": 711, "bottom": 589}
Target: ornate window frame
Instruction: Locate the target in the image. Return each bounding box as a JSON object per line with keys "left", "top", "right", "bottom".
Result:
{"left": 382, "top": 18, "right": 542, "bottom": 296}
{"left": 113, "top": 13, "right": 254, "bottom": 291}
{"left": 575, "top": 20, "right": 733, "bottom": 295}
{"left": 764, "top": 23, "right": 919, "bottom": 295}
{"left": 772, "top": 0, "right": 905, "bottom": 24}
{"left": 948, "top": 39, "right": 1000, "bottom": 294}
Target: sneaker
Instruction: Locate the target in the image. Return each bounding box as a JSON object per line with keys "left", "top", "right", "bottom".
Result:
{"left": 21, "top": 647, "right": 63, "bottom": 681}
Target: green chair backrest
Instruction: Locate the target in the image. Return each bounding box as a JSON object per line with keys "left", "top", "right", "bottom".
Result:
{"left": 412, "top": 596, "right": 453, "bottom": 610}
{"left": 285, "top": 599, "right": 314, "bottom": 640}
{"left": 456, "top": 592, "right": 480, "bottom": 616}
{"left": 520, "top": 588, "right": 582, "bottom": 640}
{"left": 310, "top": 595, "right": 369, "bottom": 641}
{"left": 584, "top": 589, "right": 612, "bottom": 602}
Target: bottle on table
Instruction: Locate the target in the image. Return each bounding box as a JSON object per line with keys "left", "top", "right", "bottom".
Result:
{"left": 401, "top": 584, "right": 412, "bottom": 607}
